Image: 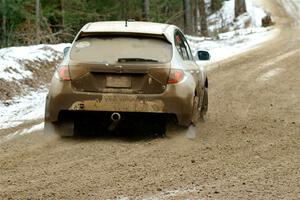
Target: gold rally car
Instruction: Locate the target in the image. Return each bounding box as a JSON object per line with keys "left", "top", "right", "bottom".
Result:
{"left": 44, "top": 21, "right": 210, "bottom": 136}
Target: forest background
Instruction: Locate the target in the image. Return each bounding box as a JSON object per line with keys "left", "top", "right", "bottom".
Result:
{"left": 0, "top": 0, "right": 248, "bottom": 47}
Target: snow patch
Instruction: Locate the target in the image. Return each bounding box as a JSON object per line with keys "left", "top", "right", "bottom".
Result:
{"left": 0, "top": 43, "right": 70, "bottom": 132}
{"left": 257, "top": 68, "right": 284, "bottom": 81}
{"left": 246, "top": 0, "right": 268, "bottom": 27}
{"left": 0, "top": 88, "right": 47, "bottom": 129}
{"left": 207, "top": 0, "right": 267, "bottom": 32}
{"left": 143, "top": 187, "right": 199, "bottom": 199}
{"left": 124, "top": 186, "right": 203, "bottom": 200}
{"left": 187, "top": 0, "right": 277, "bottom": 64}
{"left": 188, "top": 26, "right": 276, "bottom": 64}
{"left": 0, "top": 43, "right": 70, "bottom": 81}
{"left": 0, "top": 122, "right": 44, "bottom": 144}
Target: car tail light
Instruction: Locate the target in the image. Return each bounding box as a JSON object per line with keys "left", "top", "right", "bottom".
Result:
{"left": 168, "top": 69, "right": 185, "bottom": 84}
{"left": 56, "top": 66, "right": 71, "bottom": 81}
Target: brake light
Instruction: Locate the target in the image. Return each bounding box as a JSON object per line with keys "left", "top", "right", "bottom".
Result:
{"left": 57, "top": 66, "right": 71, "bottom": 81}
{"left": 168, "top": 69, "right": 184, "bottom": 84}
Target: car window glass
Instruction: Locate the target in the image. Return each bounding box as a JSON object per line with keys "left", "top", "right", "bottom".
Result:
{"left": 174, "top": 31, "right": 190, "bottom": 60}
{"left": 70, "top": 36, "right": 172, "bottom": 63}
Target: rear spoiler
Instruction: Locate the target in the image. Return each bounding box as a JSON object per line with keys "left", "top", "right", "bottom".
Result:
{"left": 75, "top": 31, "right": 172, "bottom": 44}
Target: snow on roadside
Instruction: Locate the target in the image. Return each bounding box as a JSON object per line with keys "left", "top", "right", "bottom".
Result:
{"left": 207, "top": 0, "right": 267, "bottom": 32}
{"left": 188, "top": 26, "right": 276, "bottom": 64}
{"left": 188, "top": 0, "right": 277, "bottom": 64}
{"left": 0, "top": 43, "right": 69, "bottom": 131}
{"left": 0, "top": 122, "right": 44, "bottom": 144}
{"left": 0, "top": 88, "right": 47, "bottom": 129}
{"left": 0, "top": 43, "right": 69, "bottom": 81}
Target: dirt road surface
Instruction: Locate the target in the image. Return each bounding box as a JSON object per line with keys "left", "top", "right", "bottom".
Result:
{"left": 0, "top": 0, "right": 299, "bottom": 199}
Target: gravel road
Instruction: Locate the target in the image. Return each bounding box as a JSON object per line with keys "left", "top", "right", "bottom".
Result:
{"left": 0, "top": 0, "right": 299, "bottom": 199}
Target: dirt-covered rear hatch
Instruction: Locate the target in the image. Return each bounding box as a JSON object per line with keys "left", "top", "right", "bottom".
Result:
{"left": 68, "top": 35, "right": 172, "bottom": 94}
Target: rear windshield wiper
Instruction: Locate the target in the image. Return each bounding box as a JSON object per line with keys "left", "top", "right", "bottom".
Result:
{"left": 117, "top": 58, "right": 159, "bottom": 63}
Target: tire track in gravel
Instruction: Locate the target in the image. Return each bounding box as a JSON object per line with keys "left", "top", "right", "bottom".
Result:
{"left": 1, "top": 0, "right": 300, "bottom": 199}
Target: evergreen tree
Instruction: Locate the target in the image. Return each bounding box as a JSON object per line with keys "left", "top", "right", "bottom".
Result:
{"left": 0, "top": 0, "right": 227, "bottom": 46}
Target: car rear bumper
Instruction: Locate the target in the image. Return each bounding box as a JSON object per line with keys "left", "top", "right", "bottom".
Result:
{"left": 45, "top": 81, "right": 195, "bottom": 126}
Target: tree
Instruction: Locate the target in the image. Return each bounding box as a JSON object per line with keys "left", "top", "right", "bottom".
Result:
{"left": 191, "top": 0, "right": 198, "bottom": 35}
{"left": 35, "top": 0, "right": 40, "bottom": 44}
{"left": 60, "top": 0, "right": 65, "bottom": 29}
{"left": 183, "top": 0, "right": 192, "bottom": 34}
{"left": 211, "top": 0, "right": 222, "bottom": 12}
{"left": 1, "top": 0, "right": 7, "bottom": 47}
{"left": 235, "top": 0, "right": 246, "bottom": 18}
{"left": 142, "top": 0, "right": 149, "bottom": 21}
{"left": 199, "top": 0, "right": 208, "bottom": 36}
{"left": 1, "top": 0, "right": 227, "bottom": 46}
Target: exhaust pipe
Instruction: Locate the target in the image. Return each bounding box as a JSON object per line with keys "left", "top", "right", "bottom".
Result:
{"left": 111, "top": 112, "right": 121, "bottom": 122}
{"left": 108, "top": 112, "right": 121, "bottom": 131}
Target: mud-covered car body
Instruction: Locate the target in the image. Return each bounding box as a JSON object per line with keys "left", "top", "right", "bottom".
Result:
{"left": 44, "top": 21, "right": 209, "bottom": 136}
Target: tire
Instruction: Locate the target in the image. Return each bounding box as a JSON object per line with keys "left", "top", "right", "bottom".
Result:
{"left": 191, "top": 95, "right": 200, "bottom": 125}
{"left": 200, "top": 87, "right": 208, "bottom": 122}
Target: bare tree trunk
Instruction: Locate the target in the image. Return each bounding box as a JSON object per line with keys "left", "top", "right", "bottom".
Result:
{"left": 142, "top": 0, "right": 149, "bottom": 21}
{"left": 190, "top": 0, "right": 195, "bottom": 34}
{"left": 183, "top": 0, "right": 192, "bottom": 34}
{"left": 194, "top": 0, "right": 199, "bottom": 35}
{"left": 199, "top": 0, "right": 208, "bottom": 36}
{"left": 235, "top": 0, "right": 247, "bottom": 18}
{"left": 35, "top": 0, "right": 40, "bottom": 44}
{"left": 2, "top": 0, "right": 7, "bottom": 47}
{"left": 193, "top": 0, "right": 199, "bottom": 35}
{"left": 194, "top": 0, "right": 199, "bottom": 28}
{"left": 211, "top": 0, "right": 222, "bottom": 12}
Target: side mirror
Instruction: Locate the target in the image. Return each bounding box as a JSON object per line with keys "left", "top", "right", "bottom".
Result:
{"left": 63, "top": 46, "right": 70, "bottom": 58}
{"left": 197, "top": 50, "right": 210, "bottom": 61}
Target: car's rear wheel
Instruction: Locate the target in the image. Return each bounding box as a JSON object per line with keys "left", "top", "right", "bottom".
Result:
{"left": 191, "top": 95, "right": 200, "bottom": 125}
{"left": 200, "top": 87, "right": 208, "bottom": 122}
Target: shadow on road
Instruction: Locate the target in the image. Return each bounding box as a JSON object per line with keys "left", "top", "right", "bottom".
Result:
{"left": 56, "top": 119, "right": 195, "bottom": 143}
{"left": 60, "top": 120, "right": 176, "bottom": 142}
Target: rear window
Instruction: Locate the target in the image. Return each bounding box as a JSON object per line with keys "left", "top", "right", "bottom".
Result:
{"left": 70, "top": 36, "right": 172, "bottom": 63}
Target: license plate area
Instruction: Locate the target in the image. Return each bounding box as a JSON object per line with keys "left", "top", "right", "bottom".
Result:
{"left": 106, "top": 75, "right": 131, "bottom": 88}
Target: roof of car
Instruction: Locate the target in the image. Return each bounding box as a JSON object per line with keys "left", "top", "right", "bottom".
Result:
{"left": 82, "top": 21, "right": 172, "bottom": 35}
